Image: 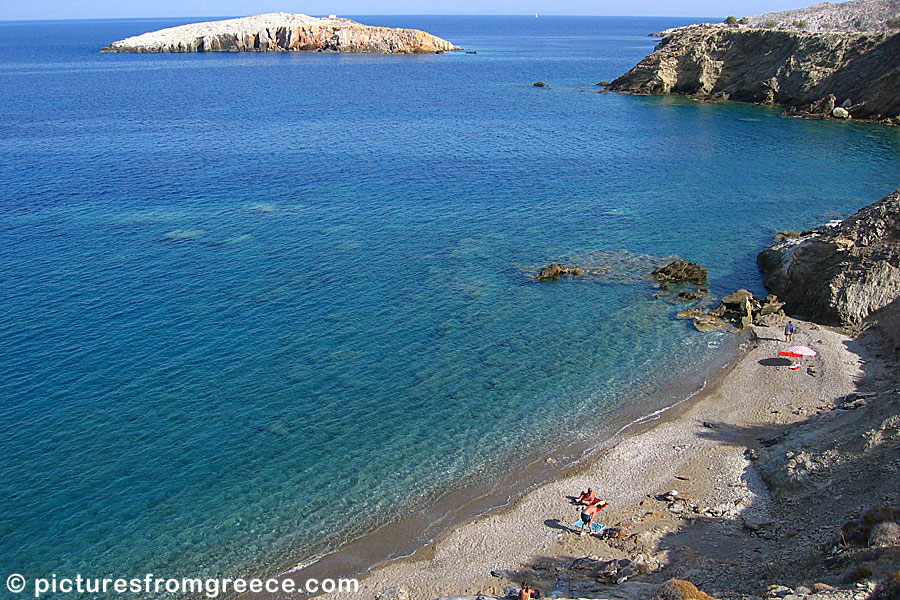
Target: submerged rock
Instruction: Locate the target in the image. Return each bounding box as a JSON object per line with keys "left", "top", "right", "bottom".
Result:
{"left": 677, "top": 289, "right": 708, "bottom": 301}
{"left": 693, "top": 314, "right": 724, "bottom": 332}
{"left": 533, "top": 81, "right": 549, "bottom": 87}
{"left": 536, "top": 263, "right": 585, "bottom": 280}
{"left": 650, "top": 260, "right": 709, "bottom": 285}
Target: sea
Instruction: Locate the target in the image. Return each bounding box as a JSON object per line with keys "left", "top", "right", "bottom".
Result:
{"left": 1, "top": 14, "right": 898, "bottom": 596}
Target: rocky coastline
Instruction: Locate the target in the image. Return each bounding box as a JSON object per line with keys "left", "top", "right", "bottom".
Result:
{"left": 608, "top": 24, "right": 900, "bottom": 123}
{"left": 101, "top": 13, "right": 459, "bottom": 54}
{"left": 758, "top": 189, "right": 900, "bottom": 331}
{"left": 313, "top": 188, "right": 900, "bottom": 600}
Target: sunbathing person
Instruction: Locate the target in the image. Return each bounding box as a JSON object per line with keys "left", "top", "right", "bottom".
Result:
{"left": 575, "top": 488, "right": 597, "bottom": 505}
{"left": 518, "top": 582, "right": 539, "bottom": 600}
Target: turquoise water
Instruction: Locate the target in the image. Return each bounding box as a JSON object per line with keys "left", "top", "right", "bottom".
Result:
{"left": 1, "top": 15, "right": 899, "bottom": 591}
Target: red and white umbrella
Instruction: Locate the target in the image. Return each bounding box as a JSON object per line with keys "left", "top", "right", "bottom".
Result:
{"left": 781, "top": 345, "right": 816, "bottom": 357}
{"left": 779, "top": 345, "right": 816, "bottom": 370}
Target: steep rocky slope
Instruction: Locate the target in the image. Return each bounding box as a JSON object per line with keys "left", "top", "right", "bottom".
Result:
{"left": 758, "top": 188, "right": 900, "bottom": 327}
{"left": 745, "top": 0, "right": 900, "bottom": 32}
{"left": 102, "top": 13, "right": 459, "bottom": 54}
{"left": 609, "top": 25, "right": 900, "bottom": 122}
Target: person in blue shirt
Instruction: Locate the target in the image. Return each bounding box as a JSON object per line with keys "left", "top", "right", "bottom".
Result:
{"left": 784, "top": 321, "right": 795, "bottom": 342}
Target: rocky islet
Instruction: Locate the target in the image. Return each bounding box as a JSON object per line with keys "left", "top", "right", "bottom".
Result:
{"left": 102, "top": 13, "right": 460, "bottom": 54}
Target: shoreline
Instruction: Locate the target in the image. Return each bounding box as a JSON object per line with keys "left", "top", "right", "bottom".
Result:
{"left": 308, "top": 318, "right": 879, "bottom": 599}
{"left": 238, "top": 332, "right": 745, "bottom": 598}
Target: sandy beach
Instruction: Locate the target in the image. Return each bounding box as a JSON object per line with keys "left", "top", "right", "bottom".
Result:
{"left": 305, "top": 318, "right": 899, "bottom": 600}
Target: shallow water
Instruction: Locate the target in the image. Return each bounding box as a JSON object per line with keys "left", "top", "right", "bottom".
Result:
{"left": 1, "top": 15, "right": 898, "bottom": 590}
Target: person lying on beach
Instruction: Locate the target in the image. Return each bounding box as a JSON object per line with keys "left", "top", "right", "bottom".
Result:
{"left": 519, "top": 582, "right": 539, "bottom": 600}
{"left": 575, "top": 488, "right": 597, "bottom": 505}
{"left": 578, "top": 501, "right": 606, "bottom": 536}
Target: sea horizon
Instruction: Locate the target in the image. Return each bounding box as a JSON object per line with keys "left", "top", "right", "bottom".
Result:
{"left": 0, "top": 14, "right": 726, "bottom": 23}
{"left": 2, "top": 13, "right": 899, "bottom": 596}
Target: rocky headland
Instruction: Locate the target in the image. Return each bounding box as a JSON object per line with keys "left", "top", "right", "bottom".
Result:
{"left": 758, "top": 189, "right": 900, "bottom": 331}
{"left": 609, "top": 0, "right": 900, "bottom": 123}
{"left": 101, "top": 13, "right": 459, "bottom": 54}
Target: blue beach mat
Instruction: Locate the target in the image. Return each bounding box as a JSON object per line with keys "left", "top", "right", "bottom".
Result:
{"left": 570, "top": 520, "right": 606, "bottom": 534}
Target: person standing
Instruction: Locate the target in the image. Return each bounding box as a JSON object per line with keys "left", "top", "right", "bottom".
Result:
{"left": 578, "top": 500, "right": 606, "bottom": 536}
{"left": 784, "top": 321, "right": 795, "bottom": 342}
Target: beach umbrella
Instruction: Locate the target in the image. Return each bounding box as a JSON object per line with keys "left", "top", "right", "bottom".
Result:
{"left": 779, "top": 351, "right": 803, "bottom": 358}
{"left": 788, "top": 345, "right": 817, "bottom": 357}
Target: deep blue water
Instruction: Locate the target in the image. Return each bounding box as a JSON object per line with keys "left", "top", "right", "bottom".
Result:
{"left": 1, "top": 15, "right": 899, "bottom": 591}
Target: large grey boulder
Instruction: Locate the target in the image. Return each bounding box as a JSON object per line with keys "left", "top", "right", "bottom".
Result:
{"left": 757, "top": 189, "right": 900, "bottom": 325}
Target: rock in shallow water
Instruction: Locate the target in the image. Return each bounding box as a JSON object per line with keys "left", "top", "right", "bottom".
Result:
{"left": 650, "top": 260, "right": 708, "bottom": 285}
{"left": 536, "top": 263, "right": 584, "bottom": 280}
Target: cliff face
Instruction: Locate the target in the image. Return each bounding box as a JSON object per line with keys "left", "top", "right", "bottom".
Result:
{"left": 102, "top": 13, "right": 459, "bottom": 54}
{"left": 757, "top": 189, "right": 900, "bottom": 326}
{"left": 609, "top": 25, "right": 900, "bottom": 122}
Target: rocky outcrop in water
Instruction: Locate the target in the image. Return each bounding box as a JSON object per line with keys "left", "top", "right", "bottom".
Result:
{"left": 757, "top": 189, "right": 900, "bottom": 326}
{"left": 609, "top": 24, "right": 900, "bottom": 123}
{"left": 536, "top": 263, "right": 585, "bottom": 281}
{"left": 102, "top": 13, "right": 459, "bottom": 53}
{"left": 650, "top": 260, "right": 708, "bottom": 285}
{"left": 676, "top": 290, "right": 786, "bottom": 331}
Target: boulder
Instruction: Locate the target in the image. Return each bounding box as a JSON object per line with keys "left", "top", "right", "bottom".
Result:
{"left": 755, "top": 311, "right": 786, "bottom": 327}
{"left": 841, "top": 566, "right": 874, "bottom": 583}
{"left": 536, "top": 263, "right": 584, "bottom": 281}
{"left": 758, "top": 189, "right": 900, "bottom": 325}
{"left": 832, "top": 106, "right": 851, "bottom": 118}
{"left": 650, "top": 260, "right": 709, "bottom": 285}
{"left": 677, "top": 307, "right": 705, "bottom": 319}
{"left": 655, "top": 579, "right": 717, "bottom": 600}
{"left": 693, "top": 315, "right": 724, "bottom": 331}
{"left": 678, "top": 289, "right": 708, "bottom": 301}
{"left": 869, "top": 571, "right": 900, "bottom": 600}
{"left": 722, "top": 289, "right": 754, "bottom": 307}
{"left": 759, "top": 301, "right": 786, "bottom": 315}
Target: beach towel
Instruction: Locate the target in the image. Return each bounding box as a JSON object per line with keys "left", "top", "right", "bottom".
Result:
{"left": 570, "top": 520, "right": 606, "bottom": 534}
